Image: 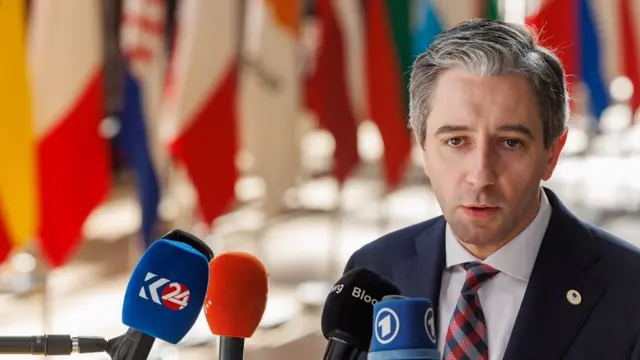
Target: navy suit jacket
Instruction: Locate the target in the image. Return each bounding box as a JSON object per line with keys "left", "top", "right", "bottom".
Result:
{"left": 344, "top": 187, "right": 640, "bottom": 360}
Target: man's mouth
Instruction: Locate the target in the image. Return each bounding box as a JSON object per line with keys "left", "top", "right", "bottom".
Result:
{"left": 462, "top": 205, "right": 498, "bottom": 219}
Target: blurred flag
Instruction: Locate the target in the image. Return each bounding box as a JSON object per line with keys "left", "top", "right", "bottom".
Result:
{"left": 119, "top": 0, "right": 167, "bottom": 246}
{"left": 578, "top": 0, "right": 610, "bottom": 120}
{"left": 334, "top": 0, "right": 367, "bottom": 125}
{"left": 29, "top": 0, "right": 111, "bottom": 267}
{"left": 412, "top": 0, "right": 444, "bottom": 58}
{"left": 484, "top": 0, "right": 500, "bottom": 20}
{"left": 364, "top": 0, "right": 412, "bottom": 189}
{"left": 240, "top": 0, "right": 303, "bottom": 215}
{"left": 619, "top": 0, "right": 640, "bottom": 113}
{"left": 305, "top": 0, "right": 360, "bottom": 183}
{"left": 0, "top": 0, "right": 38, "bottom": 263}
{"left": 0, "top": 218, "right": 10, "bottom": 264}
{"left": 163, "top": 0, "right": 240, "bottom": 225}
{"left": 527, "top": 0, "right": 610, "bottom": 121}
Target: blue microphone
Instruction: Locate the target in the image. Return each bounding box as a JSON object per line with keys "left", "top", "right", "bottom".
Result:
{"left": 122, "top": 239, "right": 210, "bottom": 344}
{"left": 368, "top": 295, "right": 439, "bottom": 360}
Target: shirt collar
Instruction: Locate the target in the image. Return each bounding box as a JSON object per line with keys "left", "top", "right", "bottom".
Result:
{"left": 445, "top": 188, "right": 552, "bottom": 281}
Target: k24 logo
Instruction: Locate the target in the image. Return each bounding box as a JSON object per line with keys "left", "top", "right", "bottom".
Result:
{"left": 138, "top": 272, "right": 190, "bottom": 311}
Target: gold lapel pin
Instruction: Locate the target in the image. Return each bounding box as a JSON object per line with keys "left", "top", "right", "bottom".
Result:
{"left": 566, "top": 289, "right": 582, "bottom": 305}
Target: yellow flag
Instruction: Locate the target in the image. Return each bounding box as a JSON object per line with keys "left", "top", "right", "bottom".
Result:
{"left": 0, "top": 0, "right": 38, "bottom": 248}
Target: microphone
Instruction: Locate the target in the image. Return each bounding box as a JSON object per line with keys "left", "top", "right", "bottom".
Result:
{"left": 122, "top": 238, "right": 209, "bottom": 342}
{"left": 321, "top": 267, "right": 402, "bottom": 360}
{"left": 368, "top": 295, "right": 439, "bottom": 360}
{"left": 161, "top": 228, "right": 215, "bottom": 261}
{"left": 204, "top": 251, "right": 269, "bottom": 360}
{"left": 112, "top": 237, "right": 210, "bottom": 359}
{"left": 0, "top": 335, "right": 107, "bottom": 355}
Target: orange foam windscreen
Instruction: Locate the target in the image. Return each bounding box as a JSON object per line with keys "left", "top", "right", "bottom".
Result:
{"left": 204, "top": 251, "right": 269, "bottom": 338}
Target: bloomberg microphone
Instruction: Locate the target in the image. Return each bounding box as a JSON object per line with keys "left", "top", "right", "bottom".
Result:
{"left": 204, "top": 251, "right": 269, "bottom": 360}
{"left": 368, "top": 295, "right": 439, "bottom": 360}
{"left": 321, "top": 267, "right": 402, "bottom": 360}
{"left": 108, "top": 235, "right": 210, "bottom": 360}
{"left": 0, "top": 335, "right": 107, "bottom": 355}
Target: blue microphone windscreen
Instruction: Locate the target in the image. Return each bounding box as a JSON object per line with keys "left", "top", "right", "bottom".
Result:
{"left": 368, "top": 297, "right": 439, "bottom": 360}
{"left": 122, "top": 239, "right": 209, "bottom": 344}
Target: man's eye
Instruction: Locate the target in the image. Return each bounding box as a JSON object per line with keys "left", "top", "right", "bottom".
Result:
{"left": 446, "top": 137, "right": 465, "bottom": 147}
{"left": 503, "top": 139, "right": 523, "bottom": 148}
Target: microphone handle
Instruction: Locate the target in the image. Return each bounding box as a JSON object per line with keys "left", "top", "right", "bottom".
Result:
{"left": 127, "top": 332, "right": 155, "bottom": 360}
{"left": 107, "top": 330, "right": 155, "bottom": 360}
{"left": 0, "top": 335, "right": 70, "bottom": 355}
{"left": 219, "top": 336, "right": 245, "bottom": 360}
{"left": 322, "top": 338, "right": 362, "bottom": 360}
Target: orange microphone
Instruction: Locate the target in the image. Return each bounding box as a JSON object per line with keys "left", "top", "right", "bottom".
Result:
{"left": 204, "top": 251, "right": 269, "bottom": 360}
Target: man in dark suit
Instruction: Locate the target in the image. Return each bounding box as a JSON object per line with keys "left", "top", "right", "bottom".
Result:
{"left": 344, "top": 19, "right": 640, "bottom": 360}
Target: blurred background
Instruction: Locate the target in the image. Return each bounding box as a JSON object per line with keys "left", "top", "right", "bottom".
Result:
{"left": 1, "top": 0, "right": 640, "bottom": 358}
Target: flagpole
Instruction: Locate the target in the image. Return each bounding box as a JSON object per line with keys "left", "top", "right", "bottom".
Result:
{"left": 160, "top": 0, "right": 192, "bottom": 240}
{"left": 327, "top": 180, "right": 345, "bottom": 281}
{"left": 32, "top": 243, "right": 51, "bottom": 334}
{"left": 377, "top": 185, "right": 391, "bottom": 239}
{"left": 41, "top": 266, "right": 50, "bottom": 334}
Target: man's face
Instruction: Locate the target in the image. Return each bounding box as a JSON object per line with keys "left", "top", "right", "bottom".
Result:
{"left": 422, "top": 68, "right": 566, "bottom": 255}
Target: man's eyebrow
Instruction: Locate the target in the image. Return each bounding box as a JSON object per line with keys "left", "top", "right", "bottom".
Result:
{"left": 433, "top": 124, "right": 536, "bottom": 140}
{"left": 496, "top": 124, "right": 535, "bottom": 140}
{"left": 433, "top": 125, "right": 471, "bottom": 136}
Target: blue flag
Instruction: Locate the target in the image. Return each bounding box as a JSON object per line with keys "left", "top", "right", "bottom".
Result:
{"left": 412, "top": 0, "right": 444, "bottom": 59}
{"left": 579, "top": 0, "right": 610, "bottom": 121}
{"left": 116, "top": 66, "right": 161, "bottom": 247}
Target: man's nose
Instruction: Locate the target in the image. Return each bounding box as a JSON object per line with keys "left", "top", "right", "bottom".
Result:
{"left": 465, "top": 142, "right": 497, "bottom": 188}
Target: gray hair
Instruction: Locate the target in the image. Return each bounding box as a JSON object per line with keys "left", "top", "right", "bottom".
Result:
{"left": 408, "top": 19, "right": 569, "bottom": 149}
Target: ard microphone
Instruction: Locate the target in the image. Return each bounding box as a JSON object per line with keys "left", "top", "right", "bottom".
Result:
{"left": 0, "top": 335, "right": 107, "bottom": 355}
{"left": 321, "top": 268, "right": 402, "bottom": 360}
{"left": 204, "top": 251, "right": 269, "bottom": 360}
{"left": 368, "top": 295, "right": 439, "bottom": 359}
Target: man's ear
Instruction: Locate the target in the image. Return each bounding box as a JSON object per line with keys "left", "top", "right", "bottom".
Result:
{"left": 542, "top": 128, "right": 568, "bottom": 181}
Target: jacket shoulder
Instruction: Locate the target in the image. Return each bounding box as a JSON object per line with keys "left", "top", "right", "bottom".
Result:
{"left": 343, "top": 216, "right": 443, "bottom": 275}
{"left": 586, "top": 222, "right": 640, "bottom": 274}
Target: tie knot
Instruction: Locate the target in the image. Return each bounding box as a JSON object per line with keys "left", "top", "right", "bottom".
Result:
{"left": 461, "top": 262, "right": 499, "bottom": 294}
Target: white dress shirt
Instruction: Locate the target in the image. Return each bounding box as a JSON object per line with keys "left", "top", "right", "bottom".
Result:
{"left": 437, "top": 189, "right": 552, "bottom": 360}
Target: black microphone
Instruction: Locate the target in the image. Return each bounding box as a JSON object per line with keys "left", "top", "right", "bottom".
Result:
{"left": 0, "top": 335, "right": 107, "bottom": 355}
{"left": 321, "top": 267, "right": 402, "bottom": 360}
{"left": 107, "top": 329, "right": 155, "bottom": 360}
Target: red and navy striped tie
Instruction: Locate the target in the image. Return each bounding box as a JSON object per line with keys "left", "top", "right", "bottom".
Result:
{"left": 443, "top": 262, "right": 500, "bottom": 360}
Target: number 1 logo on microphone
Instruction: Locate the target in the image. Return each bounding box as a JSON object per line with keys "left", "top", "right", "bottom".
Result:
{"left": 374, "top": 308, "right": 400, "bottom": 344}
{"left": 139, "top": 272, "right": 191, "bottom": 311}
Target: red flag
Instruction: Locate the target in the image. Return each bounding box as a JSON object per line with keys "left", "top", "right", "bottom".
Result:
{"left": 305, "top": 0, "right": 360, "bottom": 183}
{"left": 620, "top": 0, "right": 640, "bottom": 113}
{"left": 526, "top": 0, "right": 579, "bottom": 90}
{"left": 164, "top": 0, "right": 239, "bottom": 224}
{"left": 30, "top": 0, "right": 111, "bottom": 267}
{"left": 364, "top": 0, "right": 412, "bottom": 189}
{"left": 0, "top": 214, "right": 10, "bottom": 264}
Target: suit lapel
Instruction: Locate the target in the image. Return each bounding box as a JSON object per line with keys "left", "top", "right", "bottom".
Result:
{"left": 393, "top": 217, "right": 446, "bottom": 326}
{"left": 502, "top": 188, "right": 604, "bottom": 360}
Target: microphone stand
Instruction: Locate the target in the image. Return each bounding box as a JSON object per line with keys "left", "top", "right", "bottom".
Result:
{"left": 219, "top": 337, "right": 245, "bottom": 360}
